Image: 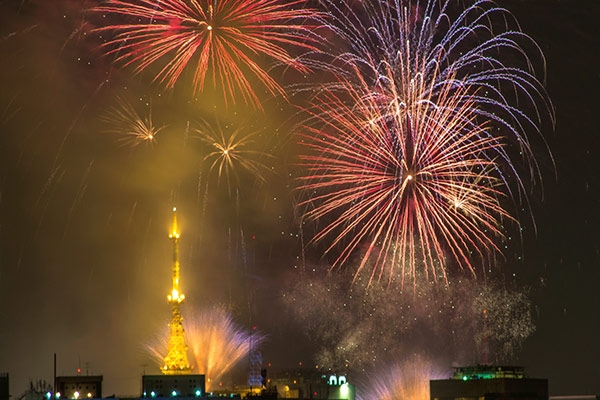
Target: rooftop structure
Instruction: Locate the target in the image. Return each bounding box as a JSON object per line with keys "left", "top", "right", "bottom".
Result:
{"left": 430, "top": 365, "right": 548, "bottom": 400}
{"left": 54, "top": 375, "right": 103, "bottom": 400}
{"left": 141, "top": 374, "right": 205, "bottom": 398}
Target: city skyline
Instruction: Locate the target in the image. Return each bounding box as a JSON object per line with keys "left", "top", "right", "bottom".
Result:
{"left": 0, "top": 0, "right": 598, "bottom": 397}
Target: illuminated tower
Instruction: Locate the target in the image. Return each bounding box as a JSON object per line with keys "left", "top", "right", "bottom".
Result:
{"left": 162, "top": 207, "right": 192, "bottom": 375}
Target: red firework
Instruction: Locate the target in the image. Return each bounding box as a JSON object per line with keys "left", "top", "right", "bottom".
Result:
{"left": 93, "top": 0, "right": 322, "bottom": 108}
{"left": 299, "top": 72, "right": 513, "bottom": 287}
{"left": 297, "top": 0, "right": 553, "bottom": 287}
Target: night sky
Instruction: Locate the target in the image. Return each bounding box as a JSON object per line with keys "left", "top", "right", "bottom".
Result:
{"left": 0, "top": 0, "right": 598, "bottom": 397}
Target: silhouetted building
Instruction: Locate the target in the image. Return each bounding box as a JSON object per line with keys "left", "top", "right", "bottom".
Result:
{"left": 141, "top": 375, "right": 205, "bottom": 398}
{"left": 430, "top": 366, "right": 548, "bottom": 400}
{"left": 1, "top": 373, "right": 8, "bottom": 400}
{"left": 268, "top": 369, "right": 355, "bottom": 400}
{"left": 54, "top": 375, "right": 103, "bottom": 399}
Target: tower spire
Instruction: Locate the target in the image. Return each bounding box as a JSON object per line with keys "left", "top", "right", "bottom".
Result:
{"left": 168, "top": 207, "right": 183, "bottom": 304}
{"left": 162, "top": 207, "right": 192, "bottom": 375}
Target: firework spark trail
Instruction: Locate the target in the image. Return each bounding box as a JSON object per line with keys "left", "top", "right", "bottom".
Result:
{"left": 193, "top": 116, "right": 275, "bottom": 258}
{"left": 92, "top": 0, "right": 324, "bottom": 109}
{"left": 298, "top": 0, "right": 554, "bottom": 285}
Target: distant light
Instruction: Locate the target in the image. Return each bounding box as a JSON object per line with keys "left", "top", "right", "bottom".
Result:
{"left": 195, "top": 390, "right": 201, "bottom": 397}
{"left": 171, "top": 390, "right": 178, "bottom": 397}
{"left": 56, "top": 393, "right": 61, "bottom": 399}
{"left": 74, "top": 391, "right": 80, "bottom": 399}
{"left": 46, "top": 392, "right": 52, "bottom": 399}
{"left": 150, "top": 391, "right": 156, "bottom": 398}
{"left": 87, "top": 393, "right": 92, "bottom": 398}
{"left": 462, "top": 376, "right": 468, "bottom": 381}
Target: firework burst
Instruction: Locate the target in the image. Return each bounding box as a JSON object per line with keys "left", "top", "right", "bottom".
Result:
{"left": 93, "top": 0, "right": 323, "bottom": 108}
{"left": 298, "top": 0, "right": 554, "bottom": 285}
{"left": 194, "top": 117, "right": 274, "bottom": 195}
{"left": 100, "top": 98, "right": 165, "bottom": 147}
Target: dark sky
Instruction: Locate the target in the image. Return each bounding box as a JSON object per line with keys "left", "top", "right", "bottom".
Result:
{"left": 0, "top": 0, "right": 598, "bottom": 397}
{"left": 501, "top": 0, "right": 600, "bottom": 395}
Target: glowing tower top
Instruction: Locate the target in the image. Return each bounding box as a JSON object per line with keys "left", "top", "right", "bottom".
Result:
{"left": 168, "top": 207, "right": 184, "bottom": 305}
{"left": 162, "top": 207, "right": 192, "bottom": 375}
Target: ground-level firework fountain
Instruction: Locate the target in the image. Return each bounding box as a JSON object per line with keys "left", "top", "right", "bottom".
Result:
{"left": 185, "top": 306, "right": 265, "bottom": 391}
{"left": 357, "top": 355, "right": 447, "bottom": 400}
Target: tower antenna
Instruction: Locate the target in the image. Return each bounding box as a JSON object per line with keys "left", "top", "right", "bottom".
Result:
{"left": 162, "top": 207, "right": 192, "bottom": 374}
